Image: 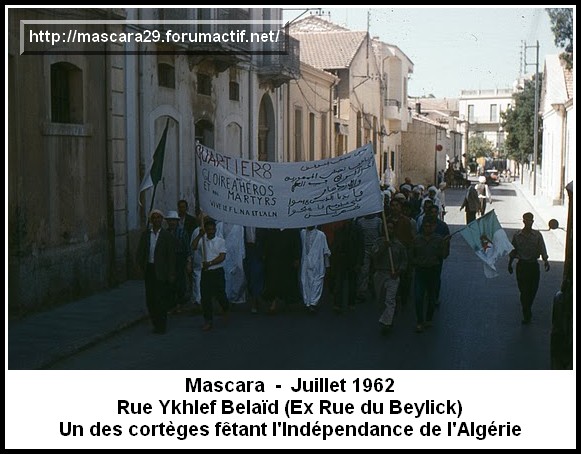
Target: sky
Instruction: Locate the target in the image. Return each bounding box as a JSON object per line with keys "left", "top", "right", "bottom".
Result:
{"left": 283, "top": 6, "right": 569, "bottom": 98}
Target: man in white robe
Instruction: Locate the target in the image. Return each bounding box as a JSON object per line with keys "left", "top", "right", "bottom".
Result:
{"left": 217, "top": 222, "right": 246, "bottom": 304}
{"left": 299, "top": 226, "right": 331, "bottom": 313}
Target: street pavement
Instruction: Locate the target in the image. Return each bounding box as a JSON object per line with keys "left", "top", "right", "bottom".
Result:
{"left": 7, "top": 178, "right": 569, "bottom": 370}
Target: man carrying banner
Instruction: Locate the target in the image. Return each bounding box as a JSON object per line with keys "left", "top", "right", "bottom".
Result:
{"left": 372, "top": 217, "right": 408, "bottom": 335}
{"left": 191, "top": 217, "right": 230, "bottom": 331}
{"left": 508, "top": 212, "right": 550, "bottom": 324}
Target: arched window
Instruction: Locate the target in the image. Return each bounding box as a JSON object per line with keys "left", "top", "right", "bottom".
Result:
{"left": 51, "top": 62, "right": 83, "bottom": 124}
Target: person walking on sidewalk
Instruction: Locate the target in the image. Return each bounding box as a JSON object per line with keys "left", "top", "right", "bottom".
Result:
{"left": 508, "top": 212, "right": 550, "bottom": 324}
{"left": 136, "top": 209, "right": 176, "bottom": 334}
{"left": 191, "top": 217, "right": 230, "bottom": 331}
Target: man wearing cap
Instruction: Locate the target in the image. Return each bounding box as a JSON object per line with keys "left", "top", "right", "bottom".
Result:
{"left": 136, "top": 209, "right": 177, "bottom": 334}
{"left": 508, "top": 212, "right": 550, "bottom": 324}
{"left": 475, "top": 176, "right": 492, "bottom": 216}
{"left": 420, "top": 186, "right": 443, "bottom": 214}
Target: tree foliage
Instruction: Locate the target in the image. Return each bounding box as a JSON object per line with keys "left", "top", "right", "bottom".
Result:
{"left": 546, "top": 8, "right": 573, "bottom": 69}
{"left": 500, "top": 75, "right": 543, "bottom": 165}
{"left": 467, "top": 135, "right": 495, "bottom": 159}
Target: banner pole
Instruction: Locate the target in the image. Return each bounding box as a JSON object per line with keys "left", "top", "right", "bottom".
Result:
{"left": 381, "top": 210, "right": 395, "bottom": 274}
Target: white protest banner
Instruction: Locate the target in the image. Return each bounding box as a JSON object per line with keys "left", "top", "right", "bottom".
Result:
{"left": 195, "top": 143, "right": 384, "bottom": 229}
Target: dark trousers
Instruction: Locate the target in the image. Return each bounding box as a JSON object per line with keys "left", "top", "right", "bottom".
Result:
{"left": 332, "top": 266, "right": 357, "bottom": 309}
{"left": 244, "top": 244, "right": 265, "bottom": 299}
{"left": 479, "top": 199, "right": 488, "bottom": 216}
{"left": 466, "top": 211, "right": 477, "bottom": 224}
{"left": 396, "top": 265, "right": 413, "bottom": 306}
{"left": 414, "top": 266, "right": 440, "bottom": 324}
{"left": 516, "top": 261, "right": 540, "bottom": 320}
{"left": 201, "top": 268, "right": 230, "bottom": 323}
{"left": 145, "top": 264, "right": 170, "bottom": 332}
{"left": 434, "top": 261, "right": 443, "bottom": 301}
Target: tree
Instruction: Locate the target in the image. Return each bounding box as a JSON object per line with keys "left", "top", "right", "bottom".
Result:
{"left": 546, "top": 8, "right": 573, "bottom": 69}
{"left": 500, "top": 75, "right": 543, "bottom": 172}
{"left": 467, "top": 135, "right": 495, "bottom": 159}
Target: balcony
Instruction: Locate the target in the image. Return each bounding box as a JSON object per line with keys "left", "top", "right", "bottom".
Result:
{"left": 384, "top": 99, "right": 401, "bottom": 121}
{"left": 154, "top": 8, "right": 252, "bottom": 72}
{"left": 257, "top": 33, "right": 300, "bottom": 89}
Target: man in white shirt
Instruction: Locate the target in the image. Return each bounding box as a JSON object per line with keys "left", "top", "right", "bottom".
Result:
{"left": 191, "top": 218, "right": 229, "bottom": 331}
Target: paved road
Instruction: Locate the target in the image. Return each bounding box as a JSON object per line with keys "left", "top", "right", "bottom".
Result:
{"left": 47, "top": 182, "right": 564, "bottom": 370}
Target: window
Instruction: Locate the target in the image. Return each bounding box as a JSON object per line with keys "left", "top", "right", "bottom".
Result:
{"left": 197, "top": 73, "right": 212, "bottom": 96}
{"left": 158, "top": 63, "right": 175, "bottom": 89}
{"left": 467, "top": 104, "right": 475, "bottom": 123}
{"left": 294, "top": 108, "right": 303, "bottom": 161}
{"left": 309, "top": 113, "right": 315, "bottom": 161}
{"left": 195, "top": 119, "right": 214, "bottom": 148}
{"left": 321, "top": 113, "right": 327, "bottom": 158}
{"left": 229, "top": 81, "right": 239, "bottom": 101}
{"left": 51, "top": 62, "right": 83, "bottom": 124}
{"left": 490, "top": 104, "right": 498, "bottom": 122}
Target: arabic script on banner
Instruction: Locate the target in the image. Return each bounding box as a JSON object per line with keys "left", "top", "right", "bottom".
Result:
{"left": 195, "top": 143, "right": 383, "bottom": 228}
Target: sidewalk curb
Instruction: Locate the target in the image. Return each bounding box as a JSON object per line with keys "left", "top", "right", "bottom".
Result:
{"left": 511, "top": 181, "right": 567, "bottom": 249}
{"left": 38, "top": 314, "right": 149, "bottom": 370}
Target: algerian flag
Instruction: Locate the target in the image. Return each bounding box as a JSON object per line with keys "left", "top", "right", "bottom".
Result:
{"left": 460, "top": 210, "right": 514, "bottom": 278}
{"left": 139, "top": 118, "right": 170, "bottom": 195}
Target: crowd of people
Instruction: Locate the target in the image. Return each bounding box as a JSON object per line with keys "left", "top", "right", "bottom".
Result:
{"left": 136, "top": 174, "right": 548, "bottom": 336}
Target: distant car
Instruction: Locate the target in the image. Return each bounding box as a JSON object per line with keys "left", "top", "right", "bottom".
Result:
{"left": 485, "top": 169, "right": 500, "bottom": 185}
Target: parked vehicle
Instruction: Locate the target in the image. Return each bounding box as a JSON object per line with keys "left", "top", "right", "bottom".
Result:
{"left": 550, "top": 181, "right": 573, "bottom": 370}
{"left": 485, "top": 169, "right": 500, "bottom": 185}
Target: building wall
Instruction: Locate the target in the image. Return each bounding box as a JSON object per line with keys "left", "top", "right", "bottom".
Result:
{"left": 459, "top": 89, "right": 513, "bottom": 152}
{"left": 401, "top": 118, "right": 440, "bottom": 187}
{"left": 564, "top": 104, "right": 575, "bottom": 187}
{"left": 288, "top": 64, "right": 336, "bottom": 162}
{"left": 8, "top": 9, "right": 122, "bottom": 314}
{"left": 541, "top": 109, "right": 564, "bottom": 203}
{"left": 374, "top": 42, "right": 413, "bottom": 188}
{"left": 345, "top": 46, "right": 382, "bottom": 177}
{"left": 540, "top": 55, "right": 575, "bottom": 206}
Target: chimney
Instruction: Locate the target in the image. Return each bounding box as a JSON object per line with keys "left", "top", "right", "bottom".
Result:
{"left": 416, "top": 102, "right": 421, "bottom": 114}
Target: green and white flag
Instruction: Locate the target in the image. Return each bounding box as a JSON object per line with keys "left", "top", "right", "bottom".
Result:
{"left": 460, "top": 210, "right": 514, "bottom": 278}
{"left": 139, "top": 118, "right": 170, "bottom": 195}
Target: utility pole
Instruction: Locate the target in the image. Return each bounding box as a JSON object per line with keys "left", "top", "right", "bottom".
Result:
{"left": 524, "top": 40, "right": 540, "bottom": 195}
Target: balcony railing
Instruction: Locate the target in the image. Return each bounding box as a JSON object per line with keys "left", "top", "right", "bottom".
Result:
{"left": 257, "top": 32, "right": 300, "bottom": 87}
{"left": 384, "top": 99, "right": 401, "bottom": 120}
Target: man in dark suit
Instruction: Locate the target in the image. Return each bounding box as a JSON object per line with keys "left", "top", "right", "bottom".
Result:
{"left": 136, "top": 209, "right": 176, "bottom": 334}
{"left": 177, "top": 199, "right": 198, "bottom": 241}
